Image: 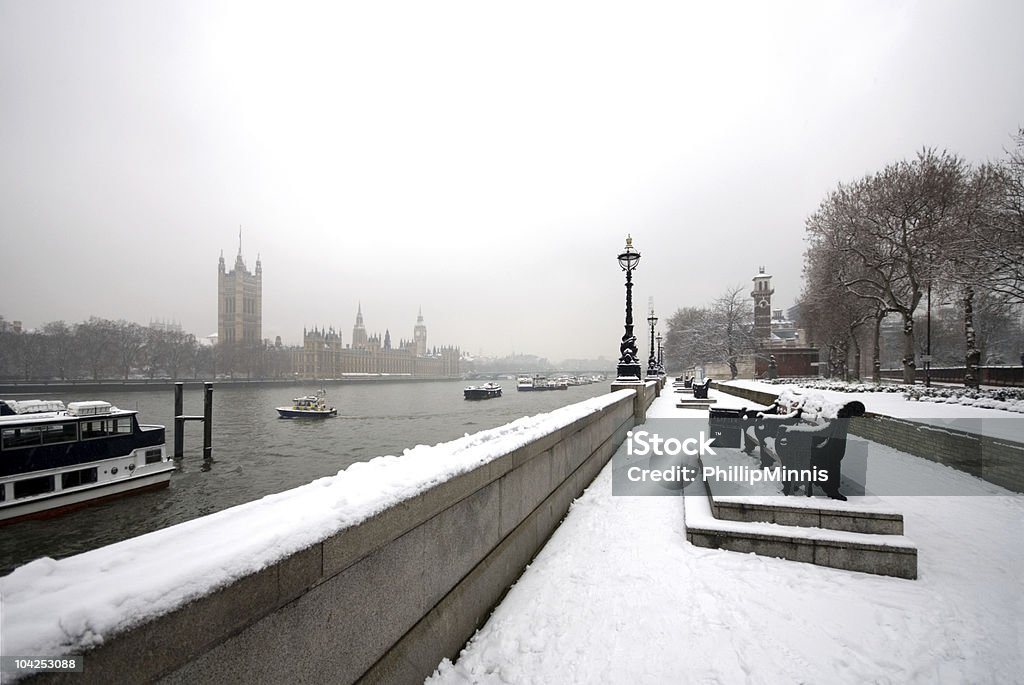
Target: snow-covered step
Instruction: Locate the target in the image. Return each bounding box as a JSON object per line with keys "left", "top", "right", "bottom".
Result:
{"left": 683, "top": 483, "right": 918, "bottom": 579}
{"left": 676, "top": 398, "right": 716, "bottom": 408}
{"left": 700, "top": 456, "right": 904, "bottom": 535}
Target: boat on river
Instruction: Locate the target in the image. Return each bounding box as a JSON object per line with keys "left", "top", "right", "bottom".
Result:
{"left": 0, "top": 399, "right": 173, "bottom": 525}
{"left": 464, "top": 382, "right": 502, "bottom": 400}
{"left": 516, "top": 375, "right": 567, "bottom": 391}
{"left": 276, "top": 390, "right": 338, "bottom": 418}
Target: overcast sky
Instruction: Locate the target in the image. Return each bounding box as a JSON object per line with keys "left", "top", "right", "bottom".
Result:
{"left": 2, "top": 0, "right": 1022, "bottom": 362}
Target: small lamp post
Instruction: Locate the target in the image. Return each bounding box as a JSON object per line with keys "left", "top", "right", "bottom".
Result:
{"left": 925, "top": 282, "right": 932, "bottom": 387}
{"left": 647, "top": 308, "right": 659, "bottom": 377}
{"left": 656, "top": 332, "right": 664, "bottom": 376}
{"left": 616, "top": 235, "right": 642, "bottom": 382}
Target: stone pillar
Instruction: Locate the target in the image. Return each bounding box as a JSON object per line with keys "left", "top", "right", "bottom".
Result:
{"left": 611, "top": 382, "right": 647, "bottom": 425}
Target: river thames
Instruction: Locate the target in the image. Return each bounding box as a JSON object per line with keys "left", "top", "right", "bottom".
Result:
{"left": 0, "top": 379, "right": 612, "bottom": 575}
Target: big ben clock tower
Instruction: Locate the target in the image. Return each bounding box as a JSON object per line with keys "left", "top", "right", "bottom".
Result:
{"left": 751, "top": 266, "right": 774, "bottom": 342}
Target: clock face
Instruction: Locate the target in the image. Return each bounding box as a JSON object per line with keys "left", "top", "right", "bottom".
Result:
{"left": 758, "top": 299, "right": 769, "bottom": 308}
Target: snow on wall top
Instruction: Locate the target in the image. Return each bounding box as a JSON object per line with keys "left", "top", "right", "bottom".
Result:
{"left": 0, "top": 389, "right": 634, "bottom": 665}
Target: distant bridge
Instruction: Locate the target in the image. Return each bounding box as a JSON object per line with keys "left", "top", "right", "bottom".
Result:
{"left": 462, "top": 370, "right": 613, "bottom": 380}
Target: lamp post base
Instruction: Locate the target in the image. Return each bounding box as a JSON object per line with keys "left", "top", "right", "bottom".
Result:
{"left": 616, "top": 363, "right": 643, "bottom": 382}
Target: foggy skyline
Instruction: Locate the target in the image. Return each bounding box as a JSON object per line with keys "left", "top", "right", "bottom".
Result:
{"left": 2, "top": 1, "right": 1023, "bottom": 362}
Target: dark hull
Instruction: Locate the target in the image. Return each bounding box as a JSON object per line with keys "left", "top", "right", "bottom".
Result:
{"left": 464, "top": 389, "right": 502, "bottom": 400}
{"left": 0, "top": 470, "right": 173, "bottom": 526}
{"left": 277, "top": 408, "right": 337, "bottom": 418}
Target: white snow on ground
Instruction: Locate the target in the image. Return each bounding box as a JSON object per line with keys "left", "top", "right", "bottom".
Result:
{"left": 723, "top": 379, "right": 1024, "bottom": 442}
{"left": 428, "top": 390, "right": 1024, "bottom": 685}
{"left": 724, "top": 379, "right": 1022, "bottom": 420}
{"left": 0, "top": 391, "right": 633, "bottom": 671}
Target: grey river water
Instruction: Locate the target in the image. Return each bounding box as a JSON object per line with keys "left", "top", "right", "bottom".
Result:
{"left": 0, "top": 379, "right": 611, "bottom": 575}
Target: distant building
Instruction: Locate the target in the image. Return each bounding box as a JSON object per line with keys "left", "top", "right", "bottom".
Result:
{"left": 295, "top": 308, "right": 460, "bottom": 378}
{"left": 351, "top": 303, "right": 368, "bottom": 350}
{"left": 751, "top": 266, "right": 774, "bottom": 343}
{"left": 750, "top": 267, "right": 819, "bottom": 378}
{"left": 149, "top": 319, "right": 183, "bottom": 334}
{"left": 0, "top": 316, "right": 22, "bottom": 334}
{"left": 414, "top": 307, "right": 427, "bottom": 357}
{"left": 217, "top": 233, "right": 262, "bottom": 346}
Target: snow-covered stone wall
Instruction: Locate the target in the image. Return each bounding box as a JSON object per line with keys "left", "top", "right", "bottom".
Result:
{"left": 4, "top": 388, "right": 639, "bottom": 684}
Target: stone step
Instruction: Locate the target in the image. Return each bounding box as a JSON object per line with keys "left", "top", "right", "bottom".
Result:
{"left": 700, "top": 455, "right": 904, "bottom": 535}
{"left": 676, "top": 399, "right": 716, "bottom": 408}
{"left": 683, "top": 482, "right": 918, "bottom": 579}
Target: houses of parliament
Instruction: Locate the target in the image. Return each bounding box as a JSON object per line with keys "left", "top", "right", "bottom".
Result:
{"left": 295, "top": 306, "right": 460, "bottom": 379}
{"left": 218, "top": 242, "right": 460, "bottom": 379}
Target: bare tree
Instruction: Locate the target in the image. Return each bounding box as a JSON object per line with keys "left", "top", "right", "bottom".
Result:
{"left": 707, "top": 286, "right": 756, "bottom": 379}
{"left": 805, "top": 150, "right": 969, "bottom": 383}
{"left": 164, "top": 332, "right": 197, "bottom": 379}
{"left": 4, "top": 331, "right": 48, "bottom": 380}
{"left": 938, "top": 160, "right": 1019, "bottom": 386}
{"left": 965, "top": 130, "right": 1024, "bottom": 303}
{"left": 114, "top": 320, "right": 147, "bottom": 380}
{"left": 77, "top": 317, "right": 119, "bottom": 380}
{"left": 801, "top": 242, "right": 880, "bottom": 380}
{"left": 663, "top": 306, "right": 710, "bottom": 373}
{"left": 141, "top": 327, "right": 168, "bottom": 379}
{"left": 41, "top": 321, "right": 79, "bottom": 380}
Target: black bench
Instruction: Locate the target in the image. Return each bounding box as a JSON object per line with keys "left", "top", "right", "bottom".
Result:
{"left": 708, "top": 406, "right": 762, "bottom": 448}
{"left": 775, "top": 400, "right": 865, "bottom": 499}
{"left": 713, "top": 398, "right": 866, "bottom": 500}
{"left": 692, "top": 378, "right": 712, "bottom": 399}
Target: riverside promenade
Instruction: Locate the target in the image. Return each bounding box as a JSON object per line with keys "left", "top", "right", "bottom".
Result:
{"left": 428, "top": 388, "right": 1024, "bottom": 684}
{"left": 2, "top": 384, "right": 1021, "bottom": 684}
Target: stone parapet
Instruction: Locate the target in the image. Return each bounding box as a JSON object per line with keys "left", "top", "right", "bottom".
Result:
{"left": 19, "top": 392, "right": 638, "bottom": 685}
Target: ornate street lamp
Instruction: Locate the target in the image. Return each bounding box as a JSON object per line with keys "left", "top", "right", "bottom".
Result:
{"left": 647, "top": 308, "right": 659, "bottom": 377}
{"left": 656, "top": 332, "right": 664, "bottom": 376}
{"left": 616, "top": 235, "right": 642, "bottom": 381}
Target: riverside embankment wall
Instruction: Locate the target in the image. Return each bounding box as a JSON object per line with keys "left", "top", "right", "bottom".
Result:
{"left": 17, "top": 387, "right": 646, "bottom": 685}
{"left": 712, "top": 383, "right": 1024, "bottom": 494}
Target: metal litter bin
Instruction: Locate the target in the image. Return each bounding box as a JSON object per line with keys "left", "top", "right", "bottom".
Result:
{"left": 708, "top": 407, "right": 745, "bottom": 448}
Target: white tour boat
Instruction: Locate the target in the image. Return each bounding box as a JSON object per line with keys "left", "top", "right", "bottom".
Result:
{"left": 0, "top": 399, "right": 173, "bottom": 525}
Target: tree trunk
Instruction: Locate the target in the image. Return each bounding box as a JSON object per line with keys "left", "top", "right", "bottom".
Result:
{"left": 901, "top": 313, "right": 916, "bottom": 384}
{"left": 964, "top": 286, "right": 981, "bottom": 389}
{"left": 851, "top": 334, "right": 862, "bottom": 382}
{"left": 840, "top": 340, "right": 850, "bottom": 381}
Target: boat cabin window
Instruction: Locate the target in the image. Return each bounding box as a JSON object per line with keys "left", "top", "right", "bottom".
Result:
{"left": 2, "top": 422, "right": 78, "bottom": 450}
{"left": 81, "top": 417, "right": 134, "bottom": 439}
{"left": 14, "top": 475, "right": 55, "bottom": 499}
{"left": 62, "top": 468, "right": 99, "bottom": 489}
{"left": 42, "top": 423, "right": 79, "bottom": 444}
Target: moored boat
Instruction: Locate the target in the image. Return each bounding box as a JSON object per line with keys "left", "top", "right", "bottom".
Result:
{"left": 276, "top": 389, "right": 337, "bottom": 418}
{"left": 464, "top": 382, "right": 502, "bottom": 400}
{"left": 0, "top": 399, "right": 173, "bottom": 525}
{"left": 517, "top": 375, "right": 568, "bottom": 391}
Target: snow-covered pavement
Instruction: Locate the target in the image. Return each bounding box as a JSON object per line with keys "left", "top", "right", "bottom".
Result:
{"left": 428, "top": 389, "right": 1024, "bottom": 684}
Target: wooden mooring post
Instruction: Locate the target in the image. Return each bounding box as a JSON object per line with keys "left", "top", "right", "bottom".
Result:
{"left": 174, "top": 382, "right": 213, "bottom": 459}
